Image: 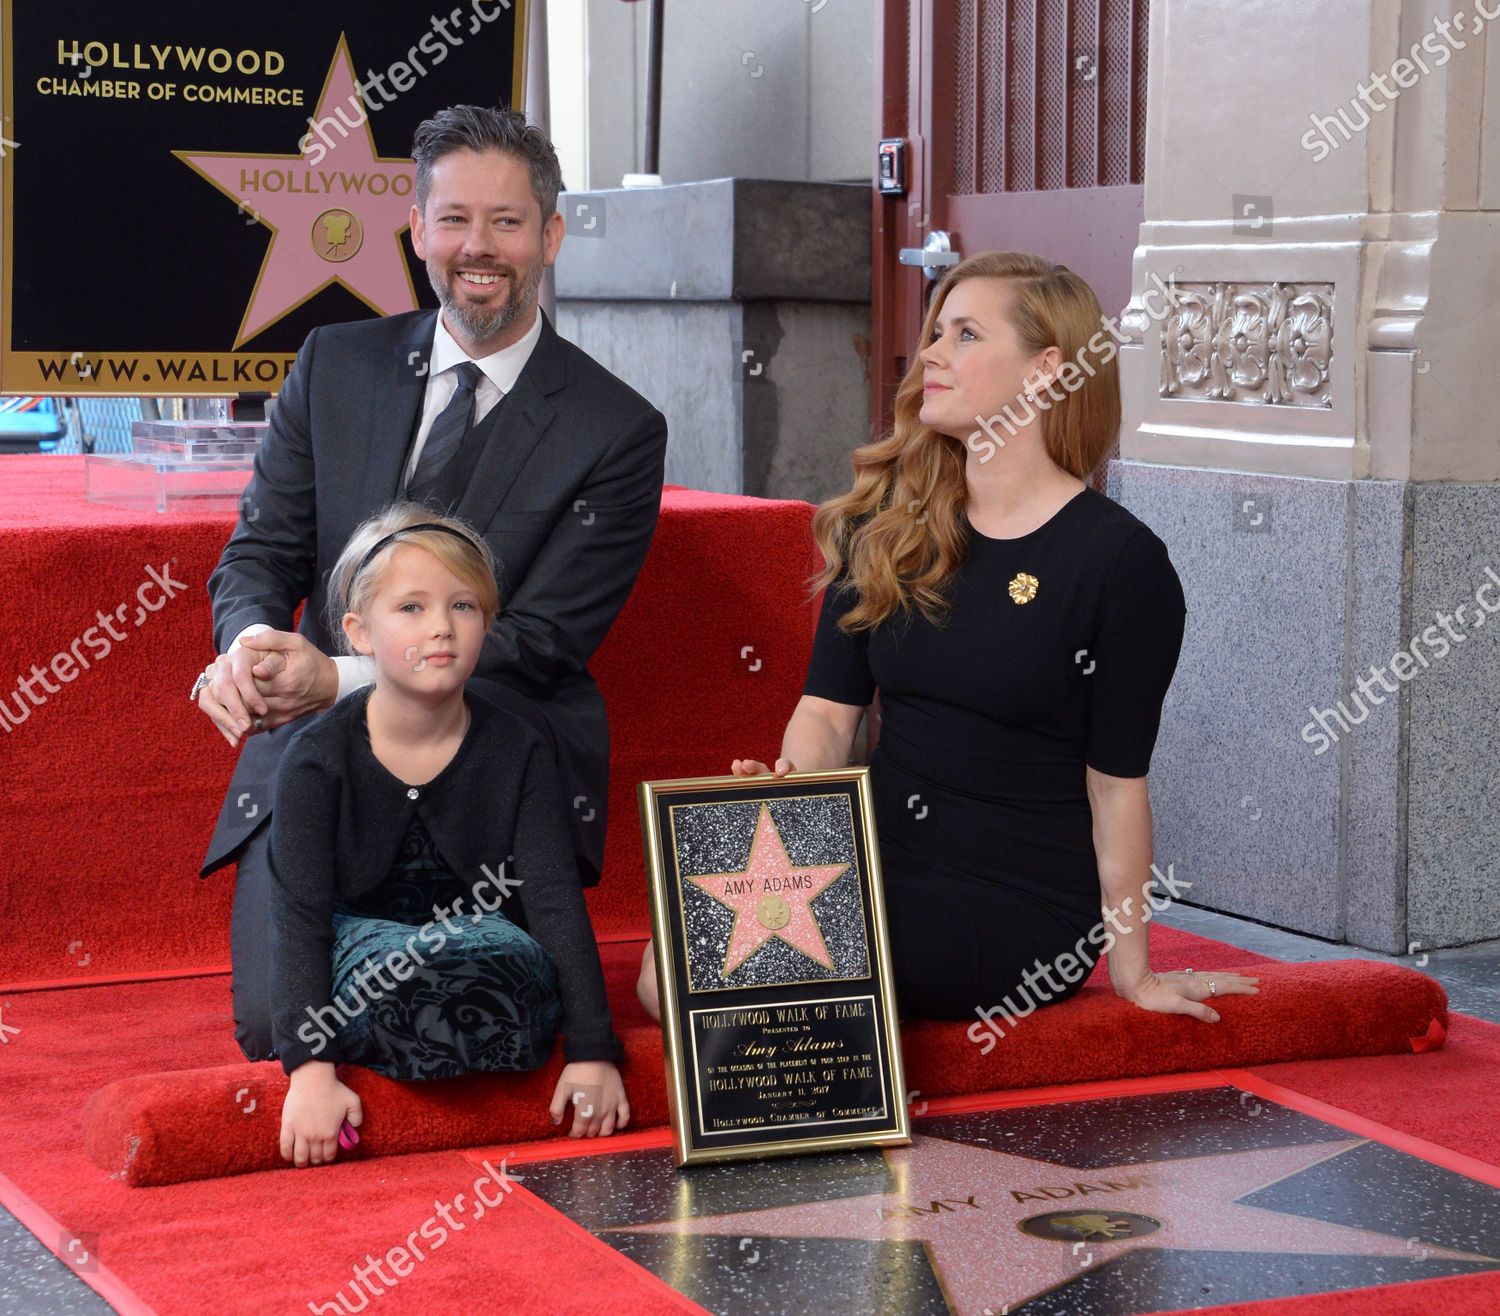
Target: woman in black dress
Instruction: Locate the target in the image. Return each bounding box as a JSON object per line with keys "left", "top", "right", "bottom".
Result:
{"left": 639, "top": 251, "right": 1257, "bottom": 1030}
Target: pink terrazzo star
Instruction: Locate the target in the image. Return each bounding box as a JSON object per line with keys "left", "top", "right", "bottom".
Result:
{"left": 174, "top": 34, "right": 420, "bottom": 346}
{"left": 612, "top": 1133, "right": 1497, "bottom": 1314}
{"left": 685, "top": 803, "right": 849, "bottom": 977}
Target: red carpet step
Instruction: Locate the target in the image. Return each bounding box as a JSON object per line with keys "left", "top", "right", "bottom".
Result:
{"left": 84, "top": 948, "right": 1446, "bottom": 1186}
{"left": 0, "top": 469, "right": 823, "bottom": 984}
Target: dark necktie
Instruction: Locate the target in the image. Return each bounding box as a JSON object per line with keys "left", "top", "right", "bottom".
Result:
{"left": 406, "top": 361, "right": 484, "bottom": 497}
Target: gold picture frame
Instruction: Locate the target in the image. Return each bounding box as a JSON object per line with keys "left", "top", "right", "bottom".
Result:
{"left": 639, "top": 767, "right": 910, "bottom": 1167}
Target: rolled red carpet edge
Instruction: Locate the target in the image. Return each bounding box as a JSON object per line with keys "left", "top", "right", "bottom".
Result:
{"left": 84, "top": 958, "right": 1446, "bottom": 1187}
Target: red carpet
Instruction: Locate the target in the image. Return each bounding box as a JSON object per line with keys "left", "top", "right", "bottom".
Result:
{"left": 4, "top": 457, "right": 1493, "bottom": 1312}
{"left": 0, "top": 951, "right": 1495, "bottom": 1314}
{"left": 0, "top": 460, "right": 822, "bottom": 985}
{"left": 76, "top": 935, "right": 1447, "bottom": 1187}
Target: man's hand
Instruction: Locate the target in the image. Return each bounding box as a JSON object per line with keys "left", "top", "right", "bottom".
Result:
{"left": 195, "top": 630, "right": 338, "bottom": 746}
{"left": 549, "top": 1061, "right": 630, "bottom": 1138}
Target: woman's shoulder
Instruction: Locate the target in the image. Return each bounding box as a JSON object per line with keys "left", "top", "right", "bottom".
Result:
{"left": 1071, "top": 491, "right": 1186, "bottom": 623}
{"left": 1071, "top": 488, "right": 1174, "bottom": 564}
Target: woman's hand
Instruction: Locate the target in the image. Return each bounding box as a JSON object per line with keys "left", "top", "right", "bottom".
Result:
{"left": 731, "top": 757, "right": 796, "bottom": 777}
{"left": 280, "top": 1061, "right": 363, "bottom": 1166}
{"left": 1114, "top": 969, "right": 1260, "bottom": 1023}
{"left": 550, "top": 1061, "right": 630, "bottom": 1138}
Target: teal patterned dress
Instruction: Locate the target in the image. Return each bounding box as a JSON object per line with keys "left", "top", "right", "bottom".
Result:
{"left": 327, "top": 812, "right": 562, "bottom": 1080}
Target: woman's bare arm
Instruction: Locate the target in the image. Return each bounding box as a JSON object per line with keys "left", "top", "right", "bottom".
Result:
{"left": 733, "top": 694, "right": 866, "bottom": 776}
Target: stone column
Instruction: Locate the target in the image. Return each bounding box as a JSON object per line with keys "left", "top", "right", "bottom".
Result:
{"left": 1111, "top": 0, "right": 1500, "bottom": 952}
{"left": 554, "top": 178, "right": 870, "bottom": 501}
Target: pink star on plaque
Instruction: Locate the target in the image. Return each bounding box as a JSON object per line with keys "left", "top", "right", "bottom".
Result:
{"left": 173, "top": 34, "right": 420, "bottom": 347}
{"left": 685, "top": 804, "right": 849, "bottom": 977}
{"left": 613, "top": 1134, "right": 1497, "bottom": 1314}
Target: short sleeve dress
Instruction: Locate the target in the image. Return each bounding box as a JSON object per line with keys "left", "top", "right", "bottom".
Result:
{"left": 804, "top": 487, "right": 1187, "bottom": 1018}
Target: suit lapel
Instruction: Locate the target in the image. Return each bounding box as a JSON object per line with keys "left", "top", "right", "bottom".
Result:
{"left": 360, "top": 310, "right": 440, "bottom": 507}
{"left": 358, "top": 306, "right": 566, "bottom": 522}
{"left": 453, "top": 307, "right": 566, "bottom": 527}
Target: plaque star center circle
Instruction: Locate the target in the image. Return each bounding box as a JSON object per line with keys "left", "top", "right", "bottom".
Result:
{"left": 756, "top": 894, "right": 791, "bottom": 930}
{"left": 1018, "top": 1209, "right": 1163, "bottom": 1242}
{"left": 312, "top": 207, "right": 364, "bottom": 263}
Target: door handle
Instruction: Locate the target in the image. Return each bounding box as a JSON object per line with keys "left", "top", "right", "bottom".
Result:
{"left": 898, "top": 230, "right": 960, "bottom": 281}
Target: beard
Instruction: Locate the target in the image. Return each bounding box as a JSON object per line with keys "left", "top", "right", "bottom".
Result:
{"left": 428, "top": 256, "right": 544, "bottom": 343}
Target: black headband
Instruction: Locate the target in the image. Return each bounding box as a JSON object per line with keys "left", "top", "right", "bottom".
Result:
{"left": 352, "top": 523, "right": 478, "bottom": 585}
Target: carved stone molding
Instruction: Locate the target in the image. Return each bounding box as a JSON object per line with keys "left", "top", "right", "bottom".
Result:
{"left": 1161, "top": 282, "right": 1333, "bottom": 407}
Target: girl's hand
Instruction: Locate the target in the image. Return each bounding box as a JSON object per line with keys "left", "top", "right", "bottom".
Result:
{"left": 280, "top": 1062, "right": 363, "bottom": 1166}
{"left": 1115, "top": 970, "right": 1260, "bottom": 1023}
{"left": 731, "top": 757, "right": 795, "bottom": 777}
{"left": 550, "top": 1061, "right": 630, "bottom": 1138}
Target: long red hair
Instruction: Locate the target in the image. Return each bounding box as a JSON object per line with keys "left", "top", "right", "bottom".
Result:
{"left": 811, "top": 251, "right": 1121, "bottom": 630}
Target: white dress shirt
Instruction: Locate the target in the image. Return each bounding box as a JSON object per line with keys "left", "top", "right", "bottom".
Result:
{"left": 232, "top": 310, "right": 544, "bottom": 700}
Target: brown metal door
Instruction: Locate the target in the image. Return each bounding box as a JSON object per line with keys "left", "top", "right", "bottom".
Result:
{"left": 872, "top": 0, "right": 1149, "bottom": 482}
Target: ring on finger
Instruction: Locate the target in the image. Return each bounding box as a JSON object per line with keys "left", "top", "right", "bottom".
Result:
{"left": 1208, "top": 979, "right": 1218, "bottom": 997}
{"left": 253, "top": 716, "right": 266, "bottom": 732}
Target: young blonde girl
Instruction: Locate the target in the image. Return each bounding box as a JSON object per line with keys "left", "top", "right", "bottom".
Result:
{"left": 270, "top": 503, "right": 629, "bottom": 1167}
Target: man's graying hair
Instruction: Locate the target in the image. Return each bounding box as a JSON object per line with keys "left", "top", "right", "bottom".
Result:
{"left": 412, "top": 105, "right": 564, "bottom": 221}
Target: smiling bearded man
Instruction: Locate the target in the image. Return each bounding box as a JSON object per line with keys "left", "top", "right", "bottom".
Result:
{"left": 192, "top": 104, "right": 670, "bottom": 1066}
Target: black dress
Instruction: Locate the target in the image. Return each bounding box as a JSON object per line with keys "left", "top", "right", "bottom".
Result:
{"left": 326, "top": 812, "right": 562, "bottom": 1081}
{"left": 266, "top": 685, "right": 623, "bottom": 1077}
{"left": 803, "top": 487, "right": 1187, "bottom": 1019}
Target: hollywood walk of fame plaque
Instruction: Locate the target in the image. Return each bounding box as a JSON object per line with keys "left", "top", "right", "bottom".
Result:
{"left": 638, "top": 767, "right": 910, "bottom": 1166}
{"left": 1, "top": 3, "right": 524, "bottom": 394}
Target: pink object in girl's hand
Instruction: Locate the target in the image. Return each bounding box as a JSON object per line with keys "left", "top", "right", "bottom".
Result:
{"left": 338, "top": 1118, "right": 360, "bottom": 1150}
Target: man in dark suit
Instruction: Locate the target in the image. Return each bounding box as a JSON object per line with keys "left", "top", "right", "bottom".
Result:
{"left": 192, "top": 105, "right": 668, "bottom": 1062}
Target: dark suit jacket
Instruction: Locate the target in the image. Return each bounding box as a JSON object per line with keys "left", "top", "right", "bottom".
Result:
{"left": 199, "top": 306, "right": 669, "bottom": 886}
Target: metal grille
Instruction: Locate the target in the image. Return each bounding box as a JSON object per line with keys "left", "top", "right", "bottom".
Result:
{"left": 1130, "top": 0, "right": 1147, "bottom": 180}
{"left": 1006, "top": 1, "right": 1036, "bottom": 190}
{"left": 956, "top": 0, "right": 1147, "bottom": 193}
{"left": 1067, "top": 0, "right": 1099, "bottom": 186}
{"left": 955, "top": 3, "right": 977, "bottom": 193}
{"left": 53, "top": 397, "right": 145, "bottom": 454}
{"left": 1101, "top": 0, "right": 1134, "bottom": 186}
{"left": 1036, "top": 0, "right": 1068, "bottom": 189}
{"left": 978, "top": 0, "right": 1006, "bottom": 191}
